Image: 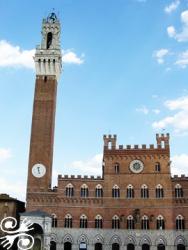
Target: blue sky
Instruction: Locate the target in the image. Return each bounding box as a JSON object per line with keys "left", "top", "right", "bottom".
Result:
{"left": 0, "top": 0, "right": 188, "bottom": 201}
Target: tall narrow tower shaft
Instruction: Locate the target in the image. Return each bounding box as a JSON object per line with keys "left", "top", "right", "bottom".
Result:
{"left": 27, "top": 13, "right": 62, "bottom": 196}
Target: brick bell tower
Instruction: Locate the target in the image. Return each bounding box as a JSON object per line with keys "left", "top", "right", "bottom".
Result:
{"left": 26, "top": 13, "right": 62, "bottom": 198}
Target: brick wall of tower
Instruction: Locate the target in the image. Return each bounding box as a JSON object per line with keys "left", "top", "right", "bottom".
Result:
{"left": 27, "top": 75, "right": 57, "bottom": 197}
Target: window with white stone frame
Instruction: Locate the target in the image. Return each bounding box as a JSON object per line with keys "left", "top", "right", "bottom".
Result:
{"left": 95, "top": 184, "right": 103, "bottom": 198}
{"left": 141, "top": 215, "right": 149, "bottom": 230}
{"left": 175, "top": 184, "right": 183, "bottom": 198}
{"left": 64, "top": 214, "right": 72, "bottom": 228}
{"left": 127, "top": 184, "right": 134, "bottom": 198}
{"left": 176, "top": 215, "right": 185, "bottom": 230}
{"left": 95, "top": 214, "right": 103, "bottom": 229}
{"left": 112, "top": 185, "right": 120, "bottom": 198}
{"left": 127, "top": 215, "right": 135, "bottom": 229}
{"left": 156, "top": 215, "right": 165, "bottom": 230}
{"left": 80, "top": 214, "right": 87, "bottom": 228}
{"left": 155, "top": 184, "right": 164, "bottom": 198}
{"left": 80, "top": 184, "right": 89, "bottom": 198}
{"left": 65, "top": 183, "right": 74, "bottom": 197}
{"left": 112, "top": 215, "right": 120, "bottom": 229}
{"left": 141, "top": 184, "right": 149, "bottom": 198}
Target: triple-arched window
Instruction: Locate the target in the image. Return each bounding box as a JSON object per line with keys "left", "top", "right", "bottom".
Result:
{"left": 156, "top": 215, "right": 165, "bottom": 229}
{"left": 127, "top": 184, "right": 134, "bottom": 198}
{"left": 64, "top": 214, "right": 72, "bottom": 228}
{"left": 80, "top": 214, "right": 88, "bottom": 228}
{"left": 156, "top": 184, "right": 164, "bottom": 198}
{"left": 65, "top": 183, "right": 74, "bottom": 197}
{"left": 51, "top": 214, "right": 57, "bottom": 228}
{"left": 141, "top": 184, "right": 149, "bottom": 198}
{"left": 80, "top": 184, "right": 89, "bottom": 198}
{"left": 112, "top": 215, "right": 120, "bottom": 229}
{"left": 141, "top": 215, "right": 149, "bottom": 230}
{"left": 112, "top": 185, "right": 120, "bottom": 198}
{"left": 95, "top": 214, "right": 103, "bottom": 229}
{"left": 95, "top": 184, "right": 103, "bottom": 197}
{"left": 175, "top": 184, "right": 183, "bottom": 198}
{"left": 176, "top": 215, "right": 185, "bottom": 230}
{"left": 127, "top": 215, "right": 134, "bottom": 229}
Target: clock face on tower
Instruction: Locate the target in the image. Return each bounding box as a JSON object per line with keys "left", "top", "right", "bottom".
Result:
{"left": 130, "top": 160, "right": 144, "bottom": 173}
{"left": 32, "top": 163, "right": 46, "bottom": 178}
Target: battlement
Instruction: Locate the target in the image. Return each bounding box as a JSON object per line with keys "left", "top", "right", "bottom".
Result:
{"left": 156, "top": 133, "right": 170, "bottom": 148}
{"left": 103, "top": 134, "right": 170, "bottom": 151}
{"left": 58, "top": 174, "right": 103, "bottom": 180}
{"left": 172, "top": 175, "right": 188, "bottom": 180}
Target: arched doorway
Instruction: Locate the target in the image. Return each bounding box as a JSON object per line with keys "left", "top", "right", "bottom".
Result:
{"left": 177, "top": 245, "right": 185, "bottom": 250}
{"left": 142, "top": 244, "right": 150, "bottom": 250}
{"left": 64, "top": 242, "right": 72, "bottom": 250}
{"left": 127, "top": 244, "right": 135, "bottom": 250}
{"left": 112, "top": 243, "right": 120, "bottom": 250}
{"left": 50, "top": 241, "right": 56, "bottom": 250}
{"left": 158, "top": 244, "right": 165, "bottom": 250}
{"left": 95, "top": 243, "right": 102, "bottom": 250}
{"left": 30, "top": 223, "right": 43, "bottom": 250}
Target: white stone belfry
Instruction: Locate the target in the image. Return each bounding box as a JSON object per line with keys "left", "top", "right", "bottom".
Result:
{"left": 34, "top": 13, "right": 62, "bottom": 80}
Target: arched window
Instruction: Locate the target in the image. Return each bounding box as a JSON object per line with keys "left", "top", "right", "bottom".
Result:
{"left": 127, "top": 244, "right": 135, "bottom": 250}
{"left": 156, "top": 215, "right": 165, "bottom": 230}
{"left": 127, "top": 215, "right": 135, "bottom": 229}
{"left": 51, "top": 214, "right": 57, "bottom": 228}
{"left": 112, "top": 243, "right": 120, "bottom": 250}
{"left": 47, "top": 32, "right": 53, "bottom": 49}
{"left": 114, "top": 163, "right": 120, "bottom": 174}
{"left": 80, "top": 214, "right": 87, "bottom": 228}
{"left": 80, "top": 184, "right": 89, "bottom": 198}
{"left": 64, "top": 242, "right": 72, "bottom": 250}
{"left": 112, "top": 215, "right": 120, "bottom": 229}
{"left": 157, "top": 244, "right": 165, "bottom": 250}
{"left": 65, "top": 183, "right": 74, "bottom": 197}
{"left": 156, "top": 184, "right": 164, "bottom": 198}
{"left": 176, "top": 215, "right": 185, "bottom": 230}
{"left": 95, "top": 184, "right": 103, "bottom": 198}
{"left": 127, "top": 184, "right": 134, "bottom": 198}
{"left": 141, "top": 184, "right": 149, "bottom": 198}
{"left": 141, "top": 215, "right": 149, "bottom": 230}
{"left": 95, "top": 214, "right": 103, "bottom": 229}
{"left": 175, "top": 184, "right": 183, "bottom": 198}
{"left": 177, "top": 244, "right": 185, "bottom": 250}
{"left": 95, "top": 243, "right": 102, "bottom": 250}
{"left": 64, "top": 214, "right": 72, "bottom": 228}
{"left": 142, "top": 244, "right": 150, "bottom": 250}
{"left": 112, "top": 185, "right": 120, "bottom": 198}
{"left": 155, "top": 162, "right": 161, "bottom": 172}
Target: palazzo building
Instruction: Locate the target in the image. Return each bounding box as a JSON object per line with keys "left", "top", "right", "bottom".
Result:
{"left": 21, "top": 13, "right": 188, "bottom": 250}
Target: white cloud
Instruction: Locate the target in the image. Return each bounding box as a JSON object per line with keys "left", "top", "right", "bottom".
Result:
{"left": 152, "top": 96, "right": 188, "bottom": 134}
{"left": 65, "top": 154, "right": 103, "bottom": 176}
{"left": 171, "top": 154, "right": 188, "bottom": 175}
{"left": 167, "top": 10, "right": 188, "bottom": 41}
{"left": 136, "top": 106, "right": 149, "bottom": 115}
{"left": 175, "top": 50, "right": 188, "bottom": 68}
{"left": 0, "top": 148, "right": 12, "bottom": 161}
{"left": 0, "top": 40, "right": 35, "bottom": 69}
{"left": 167, "top": 26, "right": 176, "bottom": 37}
{"left": 62, "top": 50, "right": 84, "bottom": 64}
{"left": 164, "top": 0, "right": 180, "bottom": 14}
{"left": 153, "top": 49, "right": 169, "bottom": 64}
{"left": 0, "top": 40, "right": 84, "bottom": 69}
